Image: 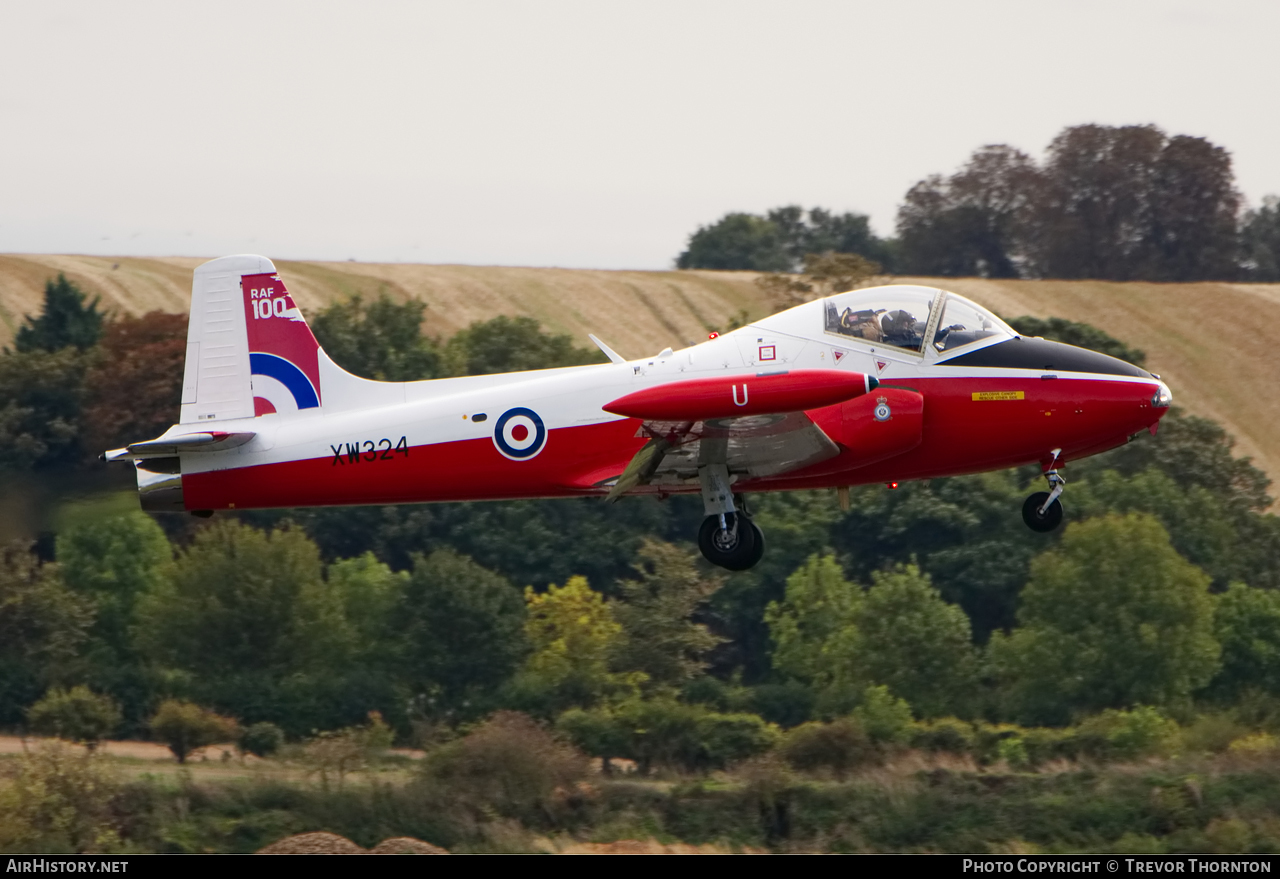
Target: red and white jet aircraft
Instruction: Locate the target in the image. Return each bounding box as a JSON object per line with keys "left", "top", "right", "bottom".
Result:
{"left": 107, "top": 255, "right": 1173, "bottom": 570}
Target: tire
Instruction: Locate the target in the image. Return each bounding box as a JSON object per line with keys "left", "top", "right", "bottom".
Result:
{"left": 698, "top": 513, "right": 759, "bottom": 571}
{"left": 745, "top": 519, "right": 766, "bottom": 569}
{"left": 1022, "top": 492, "right": 1064, "bottom": 533}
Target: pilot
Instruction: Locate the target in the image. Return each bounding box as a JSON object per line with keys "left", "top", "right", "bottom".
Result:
{"left": 880, "top": 309, "right": 918, "bottom": 347}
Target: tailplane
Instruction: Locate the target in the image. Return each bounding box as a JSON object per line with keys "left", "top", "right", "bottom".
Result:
{"left": 181, "top": 255, "right": 324, "bottom": 423}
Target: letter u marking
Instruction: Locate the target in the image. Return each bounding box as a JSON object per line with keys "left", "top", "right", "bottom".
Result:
{"left": 733, "top": 384, "right": 748, "bottom": 406}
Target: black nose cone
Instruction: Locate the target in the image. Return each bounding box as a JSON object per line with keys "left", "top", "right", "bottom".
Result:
{"left": 937, "top": 337, "right": 1152, "bottom": 377}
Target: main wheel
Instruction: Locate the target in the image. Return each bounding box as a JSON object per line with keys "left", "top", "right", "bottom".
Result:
{"left": 698, "top": 513, "right": 759, "bottom": 571}
{"left": 746, "top": 519, "right": 765, "bottom": 569}
{"left": 1022, "top": 492, "right": 1064, "bottom": 533}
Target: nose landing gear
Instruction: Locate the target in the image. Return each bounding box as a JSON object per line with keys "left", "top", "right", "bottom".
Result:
{"left": 696, "top": 463, "right": 765, "bottom": 570}
{"left": 1023, "top": 468, "right": 1066, "bottom": 533}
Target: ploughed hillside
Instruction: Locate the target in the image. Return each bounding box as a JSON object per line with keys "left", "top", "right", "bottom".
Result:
{"left": 1, "top": 254, "right": 1277, "bottom": 490}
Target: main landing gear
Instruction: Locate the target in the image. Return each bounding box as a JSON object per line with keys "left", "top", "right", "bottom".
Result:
{"left": 1022, "top": 459, "right": 1066, "bottom": 533}
{"left": 696, "top": 464, "right": 765, "bottom": 571}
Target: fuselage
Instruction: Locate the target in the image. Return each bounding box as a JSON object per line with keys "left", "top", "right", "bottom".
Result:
{"left": 156, "top": 289, "right": 1170, "bottom": 513}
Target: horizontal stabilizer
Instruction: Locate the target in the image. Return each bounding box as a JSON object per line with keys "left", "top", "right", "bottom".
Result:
{"left": 104, "top": 431, "right": 256, "bottom": 461}
{"left": 603, "top": 369, "right": 876, "bottom": 421}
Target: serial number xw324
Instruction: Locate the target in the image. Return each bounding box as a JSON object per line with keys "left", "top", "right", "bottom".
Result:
{"left": 331, "top": 436, "right": 409, "bottom": 466}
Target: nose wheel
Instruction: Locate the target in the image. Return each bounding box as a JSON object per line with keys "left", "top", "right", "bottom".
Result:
{"left": 1022, "top": 469, "right": 1066, "bottom": 533}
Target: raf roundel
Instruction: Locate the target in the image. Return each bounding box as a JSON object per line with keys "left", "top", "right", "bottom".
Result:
{"left": 493, "top": 407, "right": 547, "bottom": 460}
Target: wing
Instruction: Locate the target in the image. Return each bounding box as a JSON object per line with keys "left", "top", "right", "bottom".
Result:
{"left": 606, "top": 411, "right": 839, "bottom": 499}
{"left": 599, "top": 369, "right": 876, "bottom": 500}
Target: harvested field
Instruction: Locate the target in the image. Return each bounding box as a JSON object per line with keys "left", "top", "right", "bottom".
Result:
{"left": 1, "top": 255, "right": 1277, "bottom": 489}
{"left": 0, "top": 255, "right": 765, "bottom": 360}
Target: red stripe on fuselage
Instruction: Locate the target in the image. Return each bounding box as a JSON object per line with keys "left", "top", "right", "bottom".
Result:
{"left": 182, "top": 373, "right": 1164, "bottom": 510}
{"left": 182, "top": 418, "right": 647, "bottom": 510}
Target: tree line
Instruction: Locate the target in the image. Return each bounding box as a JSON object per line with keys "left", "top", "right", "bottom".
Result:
{"left": 677, "top": 123, "right": 1280, "bottom": 282}
{"left": 1, "top": 275, "right": 1279, "bottom": 774}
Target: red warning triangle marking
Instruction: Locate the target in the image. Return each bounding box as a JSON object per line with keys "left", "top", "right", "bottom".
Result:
{"left": 876, "top": 360, "right": 888, "bottom": 373}
{"left": 832, "top": 350, "right": 845, "bottom": 363}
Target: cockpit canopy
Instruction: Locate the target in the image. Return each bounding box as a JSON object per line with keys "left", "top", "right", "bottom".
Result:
{"left": 822, "top": 287, "right": 1015, "bottom": 355}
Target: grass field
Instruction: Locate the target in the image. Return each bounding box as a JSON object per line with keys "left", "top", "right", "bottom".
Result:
{"left": 2, "top": 254, "right": 1277, "bottom": 491}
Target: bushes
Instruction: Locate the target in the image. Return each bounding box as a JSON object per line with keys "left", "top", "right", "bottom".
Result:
{"left": 149, "top": 700, "right": 237, "bottom": 764}
{"left": 910, "top": 717, "right": 976, "bottom": 755}
{"left": 238, "top": 722, "right": 285, "bottom": 759}
{"left": 897, "top": 708, "right": 1183, "bottom": 768}
{"left": 1075, "top": 707, "right": 1180, "bottom": 762}
{"left": 419, "top": 711, "right": 588, "bottom": 824}
{"left": 26, "top": 686, "right": 121, "bottom": 749}
{"left": 300, "top": 712, "right": 394, "bottom": 789}
{"left": 0, "top": 744, "right": 121, "bottom": 853}
{"left": 851, "top": 685, "right": 913, "bottom": 745}
{"left": 556, "top": 700, "right": 779, "bottom": 775}
{"left": 778, "top": 718, "right": 872, "bottom": 778}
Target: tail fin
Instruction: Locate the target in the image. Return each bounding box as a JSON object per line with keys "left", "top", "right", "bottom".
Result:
{"left": 180, "top": 255, "right": 323, "bottom": 423}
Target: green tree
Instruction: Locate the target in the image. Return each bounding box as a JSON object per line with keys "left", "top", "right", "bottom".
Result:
{"left": 57, "top": 512, "right": 171, "bottom": 663}
{"left": 831, "top": 471, "right": 1037, "bottom": 642}
{"left": 1070, "top": 469, "right": 1244, "bottom": 589}
{"left": 444, "top": 315, "right": 604, "bottom": 376}
{"left": 13, "top": 274, "right": 104, "bottom": 353}
{"left": 677, "top": 206, "right": 893, "bottom": 273}
{"left": 326, "top": 552, "right": 406, "bottom": 667}
{"left": 316, "top": 552, "right": 411, "bottom": 731}
{"left": 311, "top": 294, "right": 442, "bottom": 381}
{"left": 0, "top": 347, "right": 92, "bottom": 470}
{"left": 611, "top": 540, "right": 723, "bottom": 689}
{"left": 1241, "top": 195, "right": 1280, "bottom": 281}
{"left": 0, "top": 543, "right": 93, "bottom": 727}
{"left": 992, "top": 513, "right": 1220, "bottom": 724}
{"left": 149, "top": 699, "right": 237, "bottom": 763}
{"left": 1210, "top": 583, "right": 1280, "bottom": 699}
{"left": 1004, "top": 315, "right": 1146, "bottom": 367}
{"left": 897, "top": 144, "right": 1038, "bottom": 278}
{"left": 708, "top": 491, "right": 845, "bottom": 680}
{"left": 764, "top": 553, "right": 860, "bottom": 690}
{"left": 514, "top": 576, "right": 641, "bottom": 713}
{"left": 1024, "top": 124, "right": 1240, "bottom": 281}
{"left": 26, "top": 686, "right": 121, "bottom": 750}
{"left": 397, "top": 549, "right": 527, "bottom": 715}
{"left": 676, "top": 212, "right": 791, "bottom": 271}
{"left": 136, "top": 521, "right": 353, "bottom": 731}
{"left": 768, "top": 205, "right": 895, "bottom": 269}
{"left": 1090, "top": 410, "right": 1272, "bottom": 514}
{"left": 853, "top": 565, "right": 978, "bottom": 719}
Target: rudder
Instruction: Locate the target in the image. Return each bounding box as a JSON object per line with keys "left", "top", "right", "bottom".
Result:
{"left": 180, "top": 255, "right": 323, "bottom": 423}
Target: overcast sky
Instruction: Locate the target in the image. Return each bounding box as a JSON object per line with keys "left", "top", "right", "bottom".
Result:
{"left": 2, "top": 1, "right": 1277, "bottom": 269}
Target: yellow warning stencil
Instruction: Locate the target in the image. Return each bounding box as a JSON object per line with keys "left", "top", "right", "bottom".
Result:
{"left": 972, "top": 391, "right": 1025, "bottom": 401}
